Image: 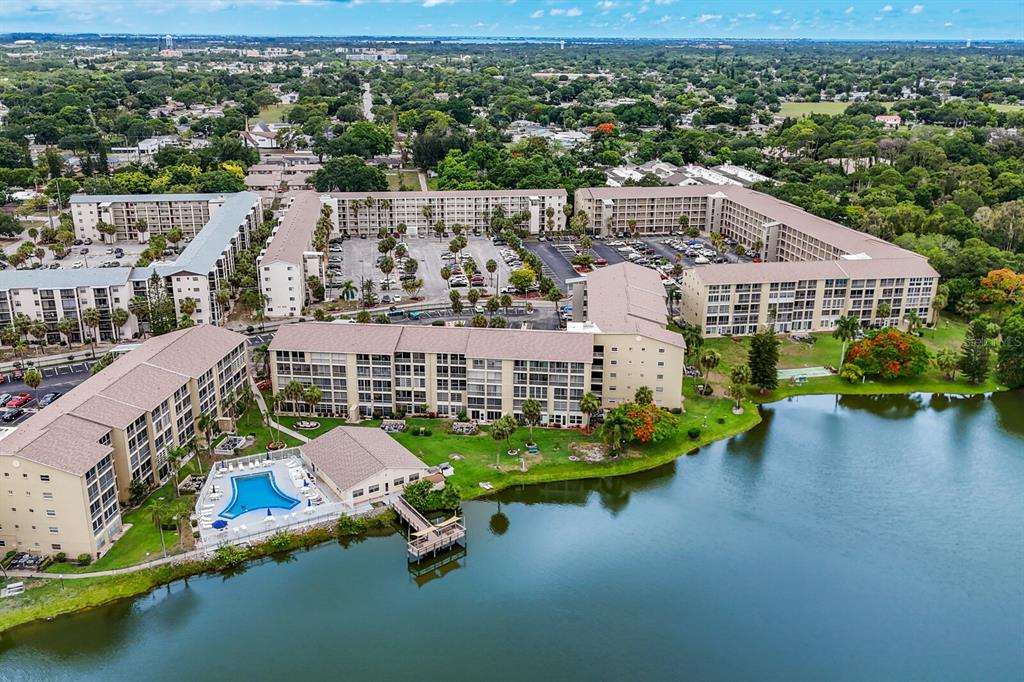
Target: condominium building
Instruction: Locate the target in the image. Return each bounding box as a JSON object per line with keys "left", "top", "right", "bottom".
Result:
{"left": 70, "top": 193, "right": 231, "bottom": 243}
{"left": 269, "top": 263, "right": 685, "bottom": 422}
{"left": 321, "top": 189, "right": 567, "bottom": 238}
{"left": 574, "top": 186, "right": 939, "bottom": 336}
{"left": 0, "top": 325, "right": 248, "bottom": 559}
{"left": 258, "top": 192, "right": 326, "bottom": 318}
{"left": 679, "top": 258, "right": 939, "bottom": 336}
{"left": 0, "top": 192, "right": 262, "bottom": 347}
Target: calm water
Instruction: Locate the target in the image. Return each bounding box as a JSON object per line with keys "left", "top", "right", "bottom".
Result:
{"left": 2, "top": 392, "right": 1022, "bottom": 682}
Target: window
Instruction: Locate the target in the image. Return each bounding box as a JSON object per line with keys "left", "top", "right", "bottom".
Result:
{"left": 393, "top": 477, "right": 405, "bottom": 486}
{"left": 42, "top": 492, "right": 53, "bottom": 500}
{"left": 408, "top": 473, "right": 420, "bottom": 482}
{"left": 51, "top": 543, "right": 61, "bottom": 551}
{"left": 352, "top": 489, "right": 364, "bottom": 497}
{"left": 368, "top": 484, "right": 380, "bottom": 494}
{"left": 48, "top": 527, "right": 59, "bottom": 534}
{"left": 45, "top": 510, "right": 56, "bottom": 517}
{"left": 39, "top": 474, "right": 50, "bottom": 482}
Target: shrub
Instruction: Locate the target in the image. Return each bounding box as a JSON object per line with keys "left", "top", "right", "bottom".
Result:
{"left": 213, "top": 545, "right": 250, "bottom": 570}
{"left": 77, "top": 553, "right": 93, "bottom": 566}
{"left": 669, "top": 407, "right": 683, "bottom": 415}
{"left": 696, "top": 384, "right": 714, "bottom": 396}
{"left": 403, "top": 480, "right": 462, "bottom": 513}
{"left": 267, "top": 531, "right": 295, "bottom": 553}
{"left": 687, "top": 427, "right": 701, "bottom": 440}
{"left": 717, "top": 416, "right": 725, "bottom": 424}
{"left": 54, "top": 551, "right": 67, "bottom": 563}
{"left": 431, "top": 319, "right": 445, "bottom": 326}
{"left": 415, "top": 427, "right": 432, "bottom": 437}
{"left": 337, "top": 510, "right": 397, "bottom": 537}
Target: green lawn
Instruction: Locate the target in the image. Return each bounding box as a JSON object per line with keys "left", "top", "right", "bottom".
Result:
{"left": 990, "top": 102, "right": 1024, "bottom": 112}
{"left": 391, "top": 399, "right": 760, "bottom": 499}
{"left": 686, "top": 314, "right": 1002, "bottom": 401}
{"left": 46, "top": 463, "right": 203, "bottom": 574}
{"left": 258, "top": 103, "right": 294, "bottom": 123}
{"left": 233, "top": 408, "right": 303, "bottom": 451}
{"left": 385, "top": 169, "right": 421, "bottom": 191}
{"left": 779, "top": 101, "right": 862, "bottom": 117}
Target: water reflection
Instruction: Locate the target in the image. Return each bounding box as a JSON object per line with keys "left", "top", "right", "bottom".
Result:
{"left": 492, "top": 459, "right": 677, "bottom": 513}
{"left": 838, "top": 392, "right": 927, "bottom": 419}
{"left": 990, "top": 389, "right": 1024, "bottom": 438}
{"left": 408, "top": 546, "right": 467, "bottom": 588}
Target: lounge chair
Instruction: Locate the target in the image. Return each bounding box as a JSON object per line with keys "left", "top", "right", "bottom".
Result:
{"left": 227, "top": 463, "right": 234, "bottom": 472}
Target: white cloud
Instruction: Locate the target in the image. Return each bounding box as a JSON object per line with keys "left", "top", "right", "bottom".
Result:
{"left": 770, "top": 8, "right": 782, "bottom": 14}
{"left": 654, "top": 0, "right": 673, "bottom": 5}
{"left": 596, "top": 0, "right": 616, "bottom": 9}
{"left": 622, "top": 11, "right": 635, "bottom": 21}
{"left": 736, "top": 12, "right": 756, "bottom": 19}
{"left": 422, "top": 0, "right": 451, "bottom": 7}
{"left": 944, "top": 21, "right": 952, "bottom": 26}
{"left": 566, "top": 7, "right": 582, "bottom": 16}
{"left": 695, "top": 13, "right": 721, "bottom": 23}
{"left": 530, "top": 8, "right": 543, "bottom": 17}
{"left": 881, "top": 4, "right": 893, "bottom": 11}
{"left": 655, "top": 14, "right": 671, "bottom": 23}
{"left": 844, "top": 5, "right": 855, "bottom": 14}
{"left": 909, "top": 3, "right": 924, "bottom": 13}
{"left": 637, "top": 2, "right": 649, "bottom": 14}
{"left": 549, "top": 7, "right": 565, "bottom": 15}
{"left": 550, "top": 6, "right": 581, "bottom": 16}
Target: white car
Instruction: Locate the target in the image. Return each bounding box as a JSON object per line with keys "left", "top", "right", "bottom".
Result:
{"left": 72, "top": 261, "right": 84, "bottom": 269}
{"left": 474, "top": 304, "right": 485, "bottom": 314}
{"left": 694, "top": 256, "right": 710, "bottom": 264}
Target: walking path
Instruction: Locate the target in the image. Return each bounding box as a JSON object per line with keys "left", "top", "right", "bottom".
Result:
{"left": 417, "top": 170, "right": 428, "bottom": 191}
{"left": 362, "top": 83, "right": 375, "bottom": 122}
{"left": 3, "top": 547, "right": 209, "bottom": 580}
{"left": 248, "top": 375, "right": 310, "bottom": 444}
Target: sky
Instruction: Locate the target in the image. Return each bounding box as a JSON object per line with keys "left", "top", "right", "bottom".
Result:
{"left": 1, "top": 0, "right": 1021, "bottom": 40}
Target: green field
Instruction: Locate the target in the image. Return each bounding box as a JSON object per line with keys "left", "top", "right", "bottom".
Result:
{"left": 385, "top": 169, "right": 421, "bottom": 191}
{"left": 258, "top": 103, "right": 294, "bottom": 123}
{"left": 689, "top": 314, "right": 1003, "bottom": 402}
{"left": 990, "top": 102, "right": 1024, "bottom": 112}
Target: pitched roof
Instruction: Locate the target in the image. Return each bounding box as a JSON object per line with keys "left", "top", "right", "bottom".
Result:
{"left": 0, "top": 325, "right": 247, "bottom": 475}
{"left": 579, "top": 262, "right": 683, "bottom": 347}
{"left": 270, "top": 322, "right": 594, "bottom": 363}
{"left": 260, "top": 192, "right": 323, "bottom": 266}
{"left": 686, "top": 255, "right": 939, "bottom": 286}
{"left": 302, "top": 426, "right": 427, "bottom": 492}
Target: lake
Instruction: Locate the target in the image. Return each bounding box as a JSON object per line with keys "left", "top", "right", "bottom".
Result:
{"left": 1, "top": 392, "right": 1022, "bottom": 681}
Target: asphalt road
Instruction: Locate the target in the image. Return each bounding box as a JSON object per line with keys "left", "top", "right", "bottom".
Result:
{"left": 0, "top": 364, "right": 93, "bottom": 424}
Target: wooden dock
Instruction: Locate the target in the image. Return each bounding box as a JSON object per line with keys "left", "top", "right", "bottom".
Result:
{"left": 391, "top": 495, "right": 466, "bottom": 561}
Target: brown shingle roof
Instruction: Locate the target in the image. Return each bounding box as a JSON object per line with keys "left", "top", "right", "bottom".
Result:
{"left": 302, "top": 426, "right": 427, "bottom": 492}
{"left": 1, "top": 325, "right": 246, "bottom": 475}
{"left": 580, "top": 263, "right": 684, "bottom": 347}
{"left": 687, "top": 256, "right": 939, "bottom": 286}
{"left": 260, "top": 192, "right": 324, "bottom": 266}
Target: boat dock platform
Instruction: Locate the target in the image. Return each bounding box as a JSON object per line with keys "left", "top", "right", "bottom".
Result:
{"left": 391, "top": 495, "right": 466, "bottom": 561}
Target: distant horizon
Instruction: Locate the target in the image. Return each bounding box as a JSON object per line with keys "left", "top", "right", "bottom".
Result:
{"left": 1, "top": 0, "right": 1021, "bottom": 41}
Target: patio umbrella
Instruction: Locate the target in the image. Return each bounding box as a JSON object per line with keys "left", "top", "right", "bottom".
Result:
{"left": 266, "top": 508, "right": 273, "bottom": 517}
{"left": 303, "top": 479, "right": 309, "bottom": 488}
{"left": 212, "top": 519, "right": 227, "bottom": 530}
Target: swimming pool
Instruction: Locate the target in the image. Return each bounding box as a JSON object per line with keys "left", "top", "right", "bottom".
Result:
{"left": 219, "top": 472, "right": 301, "bottom": 520}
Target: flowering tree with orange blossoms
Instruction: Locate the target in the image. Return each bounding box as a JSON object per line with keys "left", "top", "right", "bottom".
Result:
{"left": 845, "top": 328, "right": 930, "bottom": 379}
{"left": 609, "top": 402, "right": 680, "bottom": 444}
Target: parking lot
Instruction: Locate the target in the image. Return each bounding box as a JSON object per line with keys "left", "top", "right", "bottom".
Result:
{"left": 524, "top": 235, "right": 746, "bottom": 290}
{"left": 2, "top": 237, "right": 154, "bottom": 272}
{"left": 0, "top": 362, "right": 94, "bottom": 425}
{"left": 329, "top": 235, "right": 520, "bottom": 305}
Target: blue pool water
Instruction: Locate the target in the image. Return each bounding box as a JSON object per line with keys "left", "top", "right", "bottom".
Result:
{"left": 219, "top": 472, "right": 301, "bottom": 520}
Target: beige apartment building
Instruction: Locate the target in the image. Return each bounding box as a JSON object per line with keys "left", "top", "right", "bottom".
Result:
{"left": 1, "top": 192, "right": 262, "bottom": 349}
{"left": 258, "top": 192, "right": 326, "bottom": 318}
{"left": 574, "top": 185, "right": 939, "bottom": 336}
{"left": 70, "top": 193, "right": 229, "bottom": 243}
{"left": 321, "top": 189, "right": 567, "bottom": 238}
{"left": 0, "top": 325, "right": 248, "bottom": 559}
{"left": 269, "top": 263, "right": 685, "bottom": 422}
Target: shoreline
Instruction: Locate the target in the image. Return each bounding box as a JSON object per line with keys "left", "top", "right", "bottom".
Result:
{"left": 0, "top": 383, "right": 1010, "bottom": 633}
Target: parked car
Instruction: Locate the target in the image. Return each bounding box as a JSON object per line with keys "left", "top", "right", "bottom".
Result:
{"left": 474, "top": 304, "right": 485, "bottom": 314}
{"left": 0, "top": 393, "right": 12, "bottom": 405}
{"left": 381, "top": 294, "right": 393, "bottom": 303}
{"left": 6, "top": 393, "right": 31, "bottom": 408}
{"left": 255, "top": 379, "right": 272, "bottom": 391}
{"left": 694, "top": 256, "right": 710, "bottom": 264}
{"left": 1, "top": 408, "right": 24, "bottom": 422}
{"left": 594, "top": 258, "right": 608, "bottom": 267}
{"left": 79, "top": 247, "right": 89, "bottom": 255}
{"left": 38, "top": 392, "right": 62, "bottom": 407}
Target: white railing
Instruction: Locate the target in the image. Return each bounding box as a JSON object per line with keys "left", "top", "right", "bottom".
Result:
{"left": 203, "top": 501, "right": 351, "bottom": 548}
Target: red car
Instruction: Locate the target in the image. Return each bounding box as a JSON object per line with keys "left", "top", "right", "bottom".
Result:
{"left": 594, "top": 258, "right": 608, "bottom": 267}
{"left": 255, "top": 379, "right": 272, "bottom": 391}
{"left": 6, "top": 393, "right": 31, "bottom": 408}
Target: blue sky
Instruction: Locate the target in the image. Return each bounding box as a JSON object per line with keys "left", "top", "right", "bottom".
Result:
{"left": 1, "top": 0, "right": 1021, "bottom": 40}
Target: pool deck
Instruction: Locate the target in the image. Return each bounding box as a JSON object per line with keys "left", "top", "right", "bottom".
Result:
{"left": 196, "top": 451, "right": 346, "bottom": 546}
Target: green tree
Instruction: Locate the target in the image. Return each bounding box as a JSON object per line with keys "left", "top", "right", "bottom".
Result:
{"left": 698, "top": 348, "right": 721, "bottom": 385}
{"left": 579, "top": 392, "right": 601, "bottom": 433}
{"left": 598, "top": 409, "right": 631, "bottom": 454}
{"left": 832, "top": 315, "right": 860, "bottom": 367}
{"left": 81, "top": 307, "right": 101, "bottom": 358}
{"left": 996, "top": 314, "right": 1024, "bottom": 388}
{"left": 23, "top": 367, "right": 43, "bottom": 404}
{"left": 449, "top": 289, "right": 463, "bottom": 314}
{"left": 958, "top": 317, "right": 997, "bottom": 384}
{"left": 303, "top": 385, "right": 322, "bottom": 414}
{"left": 634, "top": 385, "right": 653, "bottom": 405}
{"left": 935, "top": 348, "right": 959, "bottom": 380}
{"left": 521, "top": 398, "right": 542, "bottom": 440}
{"left": 57, "top": 316, "right": 78, "bottom": 348}
{"left": 490, "top": 414, "right": 518, "bottom": 458}
{"left": 728, "top": 364, "right": 751, "bottom": 410}
{"left": 748, "top": 326, "right": 780, "bottom": 394}
{"left": 508, "top": 267, "right": 536, "bottom": 295}
{"left": 28, "top": 319, "right": 48, "bottom": 355}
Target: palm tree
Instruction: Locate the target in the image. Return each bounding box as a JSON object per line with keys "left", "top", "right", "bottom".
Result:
{"left": 282, "top": 380, "right": 305, "bottom": 413}
{"left": 598, "top": 409, "right": 631, "bottom": 455}
{"left": 28, "top": 320, "right": 48, "bottom": 355}
{"left": 698, "top": 348, "right": 721, "bottom": 386}
{"left": 128, "top": 296, "right": 149, "bottom": 338}
{"left": 57, "top": 317, "right": 78, "bottom": 349}
{"left": 150, "top": 497, "right": 173, "bottom": 559}
{"left": 903, "top": 309, "right": 922, "bottom": 334}
{"left": 81, "top": 307, "right": 101, "bottom": 358}
{"left": 339, "top": 279, "right": 357, "bottom": 302}
{"left": 252, "top": 343, "right": 271, "bottom": 378}
{"left": 303, "top": 385, "right": 322, "bottom": 414}
{"left": 266, "top": 393, "right": 284, "bottom": 445}
{"left": 110, "top": 308, "right": 129, "bottom": 341}
{"left": 23, "top": 367, "right": 43, "bottom": 405}
{"left": 521, "top": 398, "right": 542, "bottom": 440}
{"left": 579, "top": 392, "right": 601, "bottom": 433}
{"left": 486, "top": 258, "right": 498, "bottom": 289}
{"left": 832, "top": 315, "right": 860, "bottom": 368}
{"left": 728, "top": 364, "right": 751, "bottom": 412}
{"left": 166, "top": 446, "right": 188, "bottom": 496}
{"left": 195, "top": 412, "right": 215, "bottom": 473}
